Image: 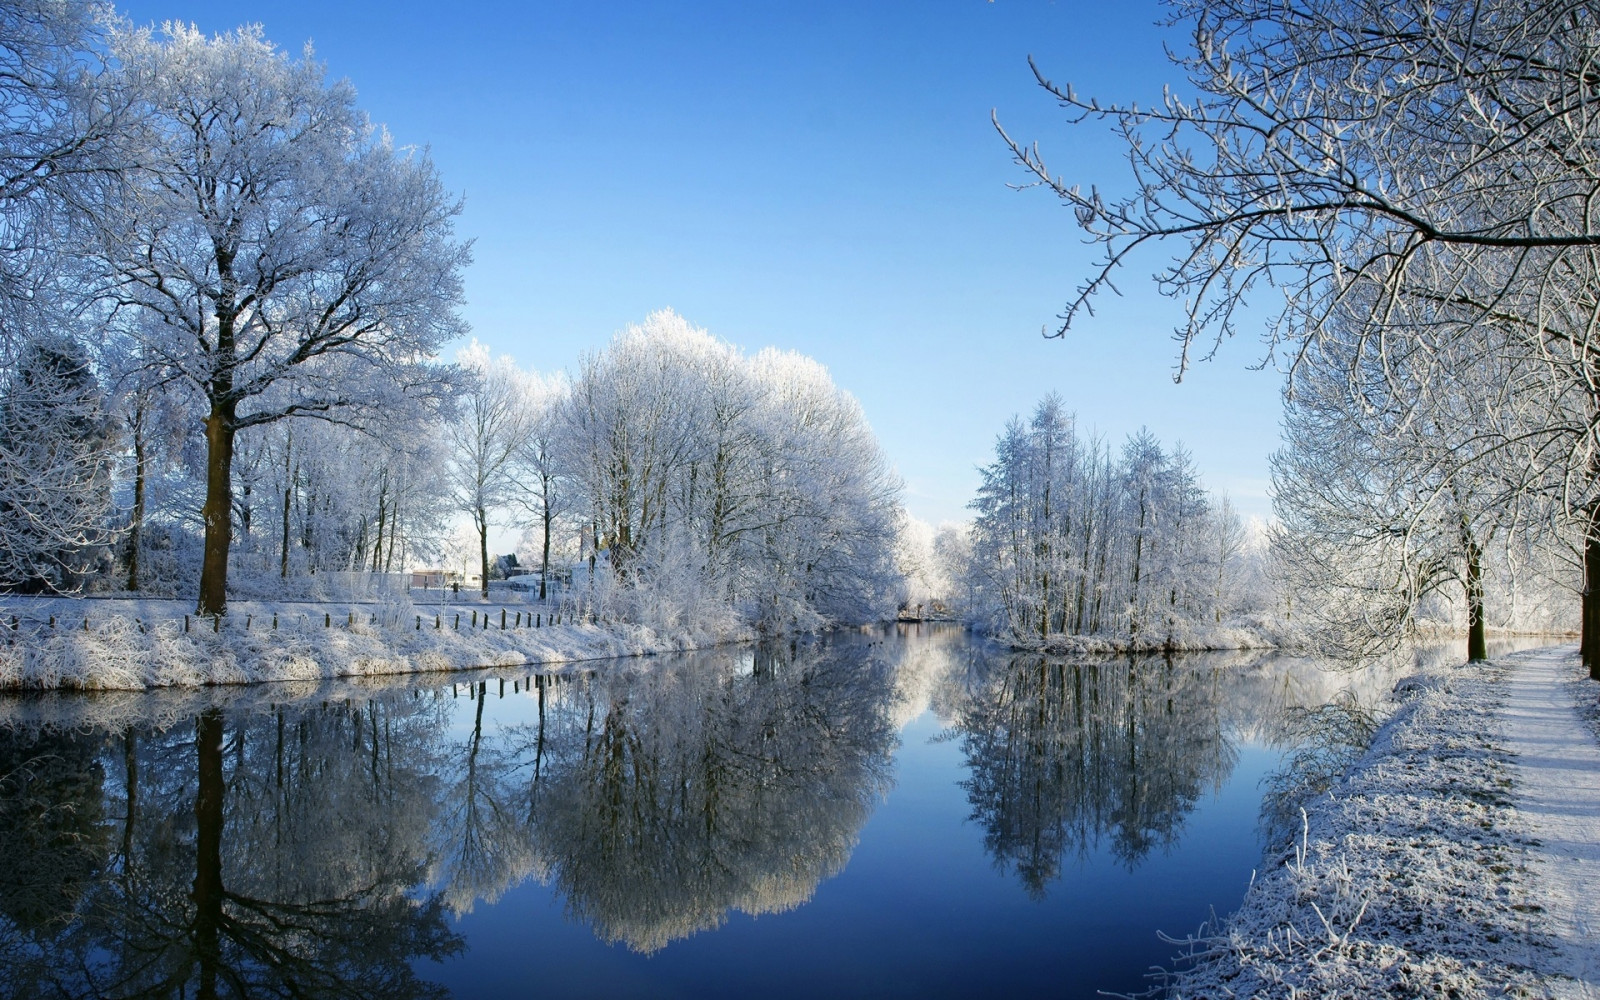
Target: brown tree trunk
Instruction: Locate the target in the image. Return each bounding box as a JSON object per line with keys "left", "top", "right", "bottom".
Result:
{"left": 280, "top": 431, "right": 293, "bottom": 579}
{"left": 540, "top": 491, "right": 552, "bottom": 602}
{"left": 198, "top": 404, "right": 236, "bottom": 616}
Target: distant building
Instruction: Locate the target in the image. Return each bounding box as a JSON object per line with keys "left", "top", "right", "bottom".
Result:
{"left": 409, "top": 569, "right": 462, "bottom": 590}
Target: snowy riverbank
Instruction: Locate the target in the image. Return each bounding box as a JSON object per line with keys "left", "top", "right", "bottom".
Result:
{"left": 1166, "top": 645, "right": 1596, "bottom": 999}
{"left": 1003, "top": 617, "right": 1285, "bottom": 655}
{"left": 0, "top": 596, "right": 755, "bottom": 690}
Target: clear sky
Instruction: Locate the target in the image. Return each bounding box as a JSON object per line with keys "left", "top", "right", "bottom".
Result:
{"left": 112, "top": 0, "right": 1289, "bottom": 527}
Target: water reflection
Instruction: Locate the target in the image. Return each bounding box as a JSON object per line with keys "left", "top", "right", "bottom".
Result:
{"left": 0, "top": 629, "right": 1535, "bottom": 997}
{"left": 0, "top": 637, "right": 904, "bottom": 995}
{"left": 947, "top": 655, "right": 1236, "bottom": 895}
{"left": 519, "top": 642, "right": 897, "bottom": 952}
{"left": 0, "top": 701, "right": 462, "bottom": 1000}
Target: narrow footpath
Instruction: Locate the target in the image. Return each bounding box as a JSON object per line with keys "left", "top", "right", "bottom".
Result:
{"left": 1503, "top": 647, "right": 1600, "bottom": 997}
{"left": 1171, "top": 645, "right": 1600, "bottom": 998}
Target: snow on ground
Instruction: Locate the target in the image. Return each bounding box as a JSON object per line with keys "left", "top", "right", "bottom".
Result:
{"left": 0, "top": 595, "right": 754, "bottom": 690}
{"left": 1166, "top": 645, "right": 1596, "bottom": 999}
{"left": 1008, "top": 618, "right": 1285, "bottom": 655}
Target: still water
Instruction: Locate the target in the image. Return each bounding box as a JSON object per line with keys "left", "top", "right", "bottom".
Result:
{"left": 0, "top": 625, "right": 1489, "bottom": 998}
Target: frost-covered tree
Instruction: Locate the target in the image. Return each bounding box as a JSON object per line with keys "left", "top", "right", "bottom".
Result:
{"left": 89, "top": 24, "right": 467, "bottom": 615}
{"left": 0, "top": 335, "right": 116, "bottom": 592}
{"left": 446, "top": 342, "right": 530, "bottom": 598}
{"left": 0, "top": 0, "right": 130, "bottom": 338}
{"left": 562, "top": 310, "right": 903, "bottom": 632}
{"left": 1272, "top": 314, "right": 1572, "bottom": 660}
{"left": 0, "top": 3, "right": 135, "bottom": 591}
{"left": 515, "top": 370, "right": 573, "bottom": 601}
{"left": 247, "top": 396, "right": 449, "bottom": 586}
{"left": 966, "top": 396, "right": 1245, "bottom": 646}
{"left": 1002, "top": 0, "right": 1600, "bottom": 663}
{"left": 110, "top": 337, "right": 195, "bottom": 592}
{"left": 1004, "top": 0, "right": 1600, "bottom": 669}
{"left": 744, "top": 347, "right": 903, "bottom": 628}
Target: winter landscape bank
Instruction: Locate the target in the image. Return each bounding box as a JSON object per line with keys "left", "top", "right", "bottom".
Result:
{"left": 0, "top": 597, "right": 753, "bottom": 691}
{"left": 1170, "top": 645, "right": 1600, "bottom": 999}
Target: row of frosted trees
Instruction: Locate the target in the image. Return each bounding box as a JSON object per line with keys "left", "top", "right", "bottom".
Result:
{"left": 1269, "top": 317, "right": 1578, "bottom": 659}
{"left": 962, "top": 395, "right": 1256, "bottom": 646}
{"left": 16, "top": 305, "right": 907, "bottom": 634}
{"left": 562, "top": 311, "right": 904, "bottom": 632}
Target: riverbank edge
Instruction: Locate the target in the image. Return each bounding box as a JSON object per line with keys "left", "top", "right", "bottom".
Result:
{"left": 0, "top": 598, "right": 763, "bottom": 691}
{"left": 1164, "top": 648, "right": 1581, "bottom": 999}
{"left": 997, "top": 619, "right": 1282, "bottom": 655}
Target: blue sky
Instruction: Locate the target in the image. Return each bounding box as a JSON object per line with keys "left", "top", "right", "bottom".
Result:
{"left": 114, "top": 0, "right": 1288, "bottom": 526}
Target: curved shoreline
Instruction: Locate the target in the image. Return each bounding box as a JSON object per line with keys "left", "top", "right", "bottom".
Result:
{"left": 1166, "top": 646, "right": 1595, "bottom": 998}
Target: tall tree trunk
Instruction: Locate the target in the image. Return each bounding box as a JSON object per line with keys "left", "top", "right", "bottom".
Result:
{"left": 281, "top": 432, "right": 292, "bottom": 578}
{"left": 372, "top": 494, "right": 386, "bottom": 574}
{"left": 1465, "top": 530, "right": 1487, "bottom": 663}
{"left": 540, "top": 492, "right": 552, "bottom": 602}
{"left": 280, "top": 482, "right": 292, "bottom": 577}
{"left": 1585, "top": 500, "right": 1600, "bottom": 679}
{"left": 126, "top": 412, "right": 146, "bottom": 591}
{"left": 1129, "top": 497, "right": 1146, "bottom": 636}
{"left": 385, "top": 493, "right": 400, "bottom": 572}
{"left": 198, "top": 403, "right": 236, "bottom": 616}
{"left": 477, "top": 505, "right": 490, "bottom": 598}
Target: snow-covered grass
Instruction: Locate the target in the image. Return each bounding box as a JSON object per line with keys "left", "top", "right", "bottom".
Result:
{"left": 1163, "top": 654, "right": 1575, "bottom": 999}
{"left": 0, "top": 595, "right": 755, "bottom": 690}
{"left": 1003, "top": 615, "right": 1287, "bottom": 655}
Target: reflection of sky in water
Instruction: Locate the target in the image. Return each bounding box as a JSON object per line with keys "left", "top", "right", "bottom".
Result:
{"left": 0, "top": 627, "right": 1556, "bottom": 999}
{"left": 426, "top": 630, "right": 1326, "bottom": 999}
{"left": 433, "top": 706, "right": 1280, "bottom": 1000}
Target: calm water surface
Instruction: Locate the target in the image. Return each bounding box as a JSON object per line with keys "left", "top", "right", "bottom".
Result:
{"left": 0, "top": 625, "right": 1511, "bottom": 998}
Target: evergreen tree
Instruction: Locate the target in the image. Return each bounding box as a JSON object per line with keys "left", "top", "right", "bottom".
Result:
{"left": 0, "top": 335, "right": 116, "bottom": 592}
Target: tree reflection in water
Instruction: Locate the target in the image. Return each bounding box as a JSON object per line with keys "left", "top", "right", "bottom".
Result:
{"left": 0, "top": 633, "right": 1401, "bottom": 987}
{"left": 950, "top": 652, "right": 1237, "bottom": 897}
{"left": 0, "top": 636, "right": 905, "bottom": 989}
{"left": 0, "top": 699, "right": 463, "bottom": 1000}
{"left": 508, "top": 640, "right": 899, "bottom": 953}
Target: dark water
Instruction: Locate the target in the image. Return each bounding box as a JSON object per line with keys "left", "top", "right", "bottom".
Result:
{"left": 0, "top": 625, "right": 1518, "bottom": 999}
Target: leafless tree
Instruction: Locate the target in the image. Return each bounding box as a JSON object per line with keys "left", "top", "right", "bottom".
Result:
{"left": 1000, "top": 0, "right": 1600, "bottom": 668}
